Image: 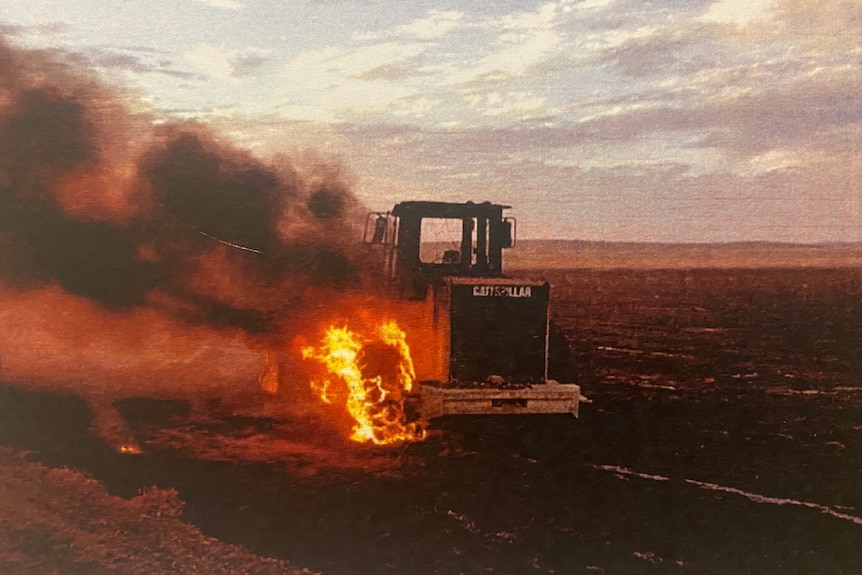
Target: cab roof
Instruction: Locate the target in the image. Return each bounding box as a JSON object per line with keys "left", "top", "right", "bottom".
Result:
{"left": 391, "top": 201, "right": 511, "bottom": 219}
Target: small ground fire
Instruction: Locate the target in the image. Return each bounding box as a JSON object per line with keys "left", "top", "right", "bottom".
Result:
{"left": 301, "top": 320, "right": 424, "bottom": 446}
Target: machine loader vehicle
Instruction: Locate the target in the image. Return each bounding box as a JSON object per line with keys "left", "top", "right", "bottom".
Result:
{"left": 364, "top": 200, "right": 583, "bottom": 421}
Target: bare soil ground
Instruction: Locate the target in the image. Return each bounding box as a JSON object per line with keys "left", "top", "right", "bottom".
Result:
{"left": 1, "top": 266, "right": 861, "bottom": 574}
{"left": 0, "top": 448, "right": 311, "bottom": 575}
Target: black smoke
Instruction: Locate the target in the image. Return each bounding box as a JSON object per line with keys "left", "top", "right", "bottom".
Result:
{"left": 0, "top": 82, "right": 154, "bottom": 308}
{"left": 0, "top": 88, "right": 96, "bottom": 188}
{"left": 0, "top": 37, "right": 367, "bottom": 331}
{"left": 142, "top": 130, "right": 283, "bottom": 253}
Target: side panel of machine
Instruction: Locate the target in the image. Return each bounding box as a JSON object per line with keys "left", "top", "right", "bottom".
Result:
{"left": 448, "top": 281, "right": 549, "bottom": 384}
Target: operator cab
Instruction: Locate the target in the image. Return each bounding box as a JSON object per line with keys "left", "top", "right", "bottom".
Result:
{"left": 364, "top": 201, "right": 515, "bottom": 300}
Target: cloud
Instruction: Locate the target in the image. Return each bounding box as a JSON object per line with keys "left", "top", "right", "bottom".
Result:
{"left": 0, "top": 22, "right": 25, "bottom": 37}
{"left": 275, "top": 42, "right": 426, "bottom": 121}
{"left": 236, "top": 110, "right": 859, "bottom": 242}
{"left": 354, "top": 9, "right": 464, "bottom": 42}
{"left": 473, "top": 3, "right": 565, "bottom": 80}
{"left": 570, "top": 0, "right": 615, "bottom": 11}
{"left": 700, "top": 0, "right": 774, "bottom": 27}
{"left": 185, "top": 44, "right": 235, "bottom": 79}
{"left": 1, "top": 0, "right": 856, "bottom": 244}
{"left": 465, "top": 90, "right": 547, "bottom": 120}
{"left": 468, "top": 27, "right": 562, "bottom": 82}
{"left": 267, "top": 0, "right": 858, "bottom": 180}
{"left": 285, "top": 42, "right": 425, "bottom": 85}
{"left": 185, "top": 43, "right": 271, "bottom": 80}
{"left": 0, "top": 21, "right": 69, "bottom": 39}
{"left": 229, "top": 53, "right": 268, "bottom": 77}
{"left": 270, "top": 3, "right": 607, "bottom": 123}
{"left": 574, "top": 0, "right": 860, "bottom": 171}
{"left": 189, "top": 0, "right": 244, "bottom": 9}
{"left": 396, "top": 10, "right": 464, "bottom": 40}
{"left": 603, "top": 30, "right": 722, "bottom": 78}
{"left": 572, "top": 65, "right": 859, "bottom": 159}
{"left": 81, "top": 47, "right": 198, "bottom": 80}
{"left": 164, "top": 0, "right": 862, "bottom": 242}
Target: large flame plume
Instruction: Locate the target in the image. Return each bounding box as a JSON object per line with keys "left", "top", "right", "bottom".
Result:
{"left": 302, "top": 320, "right": 424, "bottom": 446}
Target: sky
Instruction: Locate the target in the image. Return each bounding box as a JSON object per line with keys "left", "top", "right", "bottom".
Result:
{"left": 0, "top": 0, "right": 859, "bottom": 242}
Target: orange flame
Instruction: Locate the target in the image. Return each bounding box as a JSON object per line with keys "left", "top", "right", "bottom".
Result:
{"left": 302, "top": 320, "right": 424, "bottom": 445}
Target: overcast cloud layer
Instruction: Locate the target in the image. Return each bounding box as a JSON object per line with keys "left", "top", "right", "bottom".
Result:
{"left": 1, "top": 0, "right": 859, "bottom": 241}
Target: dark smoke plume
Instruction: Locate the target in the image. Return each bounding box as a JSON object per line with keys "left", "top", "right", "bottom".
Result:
{"left": 142, "top": 129, "right": 283, "bottom": 253}
{"left": 0, "top": 36, "right": 369, "bottom": 332}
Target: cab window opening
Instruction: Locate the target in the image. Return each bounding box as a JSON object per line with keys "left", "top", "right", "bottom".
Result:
{"left": 419, "top": 217, "right": 477, "bottom": 265}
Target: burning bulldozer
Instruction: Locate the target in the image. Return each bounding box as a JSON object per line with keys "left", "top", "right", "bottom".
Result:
{"left": 298, "top": 201, "right": 583, "bottom": 445}
{"left": 370, "top": 201, "right": 583, "bottom": 419}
